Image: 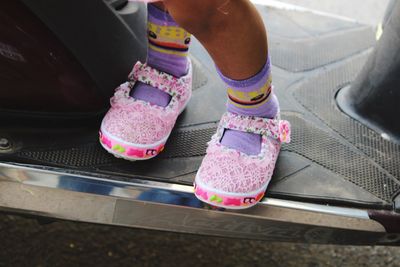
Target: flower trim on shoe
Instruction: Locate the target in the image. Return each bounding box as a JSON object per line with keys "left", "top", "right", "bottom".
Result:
{"left": 220, "top": 112, "right": 291, "bottom": 143}
{"left": 128, "top": 61, "right": 192, "bottom": 110}
{"left": 113, "top": 60, "right": 192, "bottom": 115}
{"left": 209, "top": 112, "right": 291, "bottom": 160}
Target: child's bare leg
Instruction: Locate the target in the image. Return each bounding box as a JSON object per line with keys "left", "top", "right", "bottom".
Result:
{"left": 162, "top": 0, "right": 278, "bottom": 155}
{"left": 161, "top": 0, "right": 268, "bottom": 80}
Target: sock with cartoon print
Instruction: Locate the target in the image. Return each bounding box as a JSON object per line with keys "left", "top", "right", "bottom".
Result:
{"left": 130, "top": 4, "right": 191, "bottom": 107}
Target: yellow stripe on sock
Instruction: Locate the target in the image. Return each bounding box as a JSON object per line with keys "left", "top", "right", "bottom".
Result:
{"left": 227, "top": 76, "right": 272, "bottom": 103}
{"left": 149, "top": 44, "right": 188, "bottom": 57}
{"left": 229, "top": 93, "right": 273, "bottom": 109}
{"left": 148, "top": 22, "right": 190, "bottom": 40}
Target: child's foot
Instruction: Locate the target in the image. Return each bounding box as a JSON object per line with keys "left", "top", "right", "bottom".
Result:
{"left": 194, "top": 112, "right": 290, "bottom": 209}
{"left": 99, "top": 61, "right": 192, "bottom": 160}
{"left": 99, "top": 4, "right": 193, "bottom": 160}
{"left": 195, "top": 57, "right": 290, "bottom": 209}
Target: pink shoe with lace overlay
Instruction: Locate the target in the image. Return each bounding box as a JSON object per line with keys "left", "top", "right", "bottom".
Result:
{"left": 194, "top": 112, "right": 291, "bottom": 209}
{"left": 99, "top": 60, "right": 192, "bottom": 160}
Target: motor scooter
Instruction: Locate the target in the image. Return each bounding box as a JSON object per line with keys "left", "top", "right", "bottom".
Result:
{"left": 1, "top": 0, "right": 399, "bottom": 245}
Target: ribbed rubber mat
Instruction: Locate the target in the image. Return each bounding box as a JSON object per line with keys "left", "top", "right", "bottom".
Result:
{"left": 16, "top": 125, "right": 218, "bottom": 167}
{"left": 269, "top": 26, "right": 375, "bottom": 72}
{"left": 161, "top": 125, "right": 217, "bottom": 158}
{"left": 18, "top": 143, "right": 118, "bottom": 167}
{"left": 293, "top": 53, "right": 400, "bottom": 187}
{"left": 283, "top": 114, "right": 400, "bottom": 203}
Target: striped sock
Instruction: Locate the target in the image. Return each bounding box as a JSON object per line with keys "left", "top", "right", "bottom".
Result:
{"left": 130, "top": 4, "right": 192, "bottom": 106}
{"left": 220, "top": 57, "right": 279, "bottom": 155}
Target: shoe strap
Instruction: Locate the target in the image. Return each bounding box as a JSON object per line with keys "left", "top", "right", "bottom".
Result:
{"left": 219, "top": 112, "right": 291, "bottom": 143}
{"left": 128, "top": 61, "right": 191, "bottom": 100}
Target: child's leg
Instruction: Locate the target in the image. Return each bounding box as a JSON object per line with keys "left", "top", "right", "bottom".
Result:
{"left": 163, "top": 0, "right": 279, "bottom": 155}
{"left": 158, "top": 0, "right": 291, "bottom": 209}
{"left": 99, "top": 3, "right": 194, "bottom": 160}
{"left": 162, "top": 0, "right": 268, "bottom": 79}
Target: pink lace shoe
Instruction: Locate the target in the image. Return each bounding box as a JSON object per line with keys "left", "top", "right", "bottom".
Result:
{"left": 99, "top": 60, "right": 192, "bottom": 160}
{"left": 194, "top": 112, "right": 291, "bottom": 209}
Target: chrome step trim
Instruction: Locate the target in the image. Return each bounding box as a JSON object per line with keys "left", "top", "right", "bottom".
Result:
{"left": 0, "top": 162, "right": 395, "bottom": 245}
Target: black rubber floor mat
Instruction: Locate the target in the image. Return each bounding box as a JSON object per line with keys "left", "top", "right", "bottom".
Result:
{"left": 283, "top": 114, "right": 400, "bottom": 203}
{"left": 257, "top": 6, "right": 376, "bottom": 72}
{"left": 293, "top": 52, "right": 400, "bottom": 187}
{"left": 270, "top": 26, "right": 375, "bottom": 72}
{"left": 16, "top": 124, "right": 217, "bottom": 167}
{"left": 14, "top": 111, "right": 398, "bottom": 204}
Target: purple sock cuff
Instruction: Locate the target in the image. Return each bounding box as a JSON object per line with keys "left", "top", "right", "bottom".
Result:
{"left": 147, "top": 49, "right": 188, "bottom": 77}
{"left": 148, "top": 4, "right": 179, "bottom": 26}
{"left": 217, "top": 56, "right": 271, "bottom": 88}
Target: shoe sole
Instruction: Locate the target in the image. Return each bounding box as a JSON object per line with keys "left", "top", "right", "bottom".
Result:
{"left": 194, "top": 172, "right": 269, "bottom": 210}
{"left": 99, "top": 127, "right": 168, "bottom": 161}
